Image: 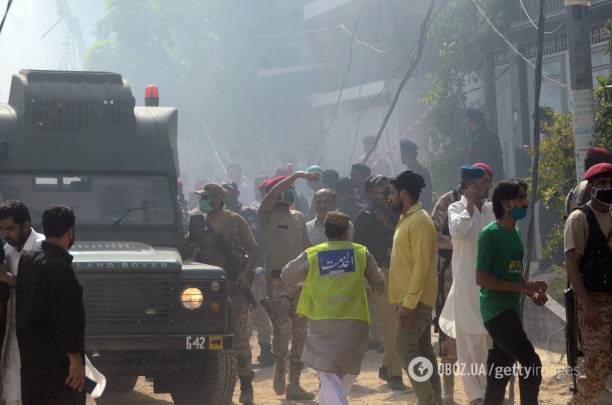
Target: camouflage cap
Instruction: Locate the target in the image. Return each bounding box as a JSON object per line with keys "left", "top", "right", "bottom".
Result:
{"left": 195, "top": 182, "right": 225, "bottom": 196}
{"left": 324, "top": 210, "right": 350, "bottom": 228}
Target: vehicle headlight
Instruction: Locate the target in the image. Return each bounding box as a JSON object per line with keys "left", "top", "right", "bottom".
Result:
{"left": 180, "top": 287, "right": 204, "bottom": 310}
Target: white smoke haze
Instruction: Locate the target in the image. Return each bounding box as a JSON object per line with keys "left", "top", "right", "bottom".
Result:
{"left": 0, "top": 0, "right": 435, "bottom": 196}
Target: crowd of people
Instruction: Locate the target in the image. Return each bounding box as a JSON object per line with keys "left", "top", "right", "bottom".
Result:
{"left": 185, "top": 139, "right": 611, "bottom": 405}
{"left": 0, "top": 110, "right": 608, "bottom": 405}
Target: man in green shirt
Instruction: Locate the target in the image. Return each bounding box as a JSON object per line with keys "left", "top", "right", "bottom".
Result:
{"left": 475, "top": 179, "right": 548, "bottom": 405}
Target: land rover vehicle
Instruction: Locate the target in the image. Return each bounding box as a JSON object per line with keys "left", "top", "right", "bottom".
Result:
{"left": 0, "top": 70, "right": 235, "bottom": 404}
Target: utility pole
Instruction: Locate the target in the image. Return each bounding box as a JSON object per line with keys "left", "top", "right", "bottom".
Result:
{"left": 566, "top": 0, "right": 595, "bottom": 180}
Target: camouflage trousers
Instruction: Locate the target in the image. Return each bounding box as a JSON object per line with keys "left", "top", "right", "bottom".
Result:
{"left": 574, "top": 295, "right": 612, "bottom": 405}
{"left": 439, "top": 263, "right": 457, "bottom": 366}
{"left": 229, "top": 282, "right": 254, "bottom": 378}
{"left": 268, "top": 277, "right": 307, "bottom": 383}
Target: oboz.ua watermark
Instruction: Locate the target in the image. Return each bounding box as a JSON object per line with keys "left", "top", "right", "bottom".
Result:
{"left": 408, "top": 357, "right": 582, "bottom": 380}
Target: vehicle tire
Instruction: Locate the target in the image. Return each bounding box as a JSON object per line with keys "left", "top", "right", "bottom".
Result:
{"left": 170, "top": 350, "right": 237, "bottom": 405}
{"left": 104, "top": 374, "right": 138, "bottom": 393}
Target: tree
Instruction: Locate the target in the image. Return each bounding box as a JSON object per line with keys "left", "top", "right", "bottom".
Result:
{"left": 421, "top": 0, "right": 518, "bottom": 197}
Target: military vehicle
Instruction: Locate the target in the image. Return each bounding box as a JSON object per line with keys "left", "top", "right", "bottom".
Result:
{"left": 0, "top": 70, "right": 236, "bottom": 404}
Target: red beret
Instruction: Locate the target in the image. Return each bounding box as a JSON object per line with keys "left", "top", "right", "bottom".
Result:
{"left": 584, "top": 162, "right": 612, "bottom": 181}
{"left": 260, "top": 175, "right": 287, "bottom": 192}
{"left": 472, "top": 162, "right": 493, "bottom": 177}
{"left": 587, "top": 147, "right": 612, "bottom": 163}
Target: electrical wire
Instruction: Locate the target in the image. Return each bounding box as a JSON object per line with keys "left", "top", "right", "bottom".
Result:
{"left": 246, "top": 22, "right": 385, "bottom": 54}
{"left": 345, "top": 0, "right": 381, "bottom": 174}
{"left": 361, "top": 0, "right": 437, "bottom": 165}
{"left": 333, "top": 0, "right": 450, "bottom": 150}
{"left": 0, "top": 0, "right": 14, "bottom": 36}
{"left": 313, "top": 0, "right": 371, "bottom": 164}
{"left": 470, "top": 0, "right": 566, "bottom": 88}
{"left": 518, "top": 0, "right": 563, "bottom": 35}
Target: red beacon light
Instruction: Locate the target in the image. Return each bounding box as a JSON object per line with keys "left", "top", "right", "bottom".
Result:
{"left": 144, "top": 84, "right": 160, "bottom": 106}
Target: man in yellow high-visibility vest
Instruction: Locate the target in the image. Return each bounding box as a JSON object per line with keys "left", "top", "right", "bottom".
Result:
{"left": 282, "top": 211, "right": 385, "bottom": 404}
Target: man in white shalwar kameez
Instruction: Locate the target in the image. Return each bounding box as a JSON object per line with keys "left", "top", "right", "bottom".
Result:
{"left": 0, "top": 201, "right": 45, "bottom": 405}
{"left": 439, "top": 166, "right": 494, "bottom": 405}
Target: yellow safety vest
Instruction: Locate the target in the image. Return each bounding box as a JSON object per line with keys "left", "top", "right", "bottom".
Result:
{"left": 296, "top": 241, "right": 370, "bottom": 322}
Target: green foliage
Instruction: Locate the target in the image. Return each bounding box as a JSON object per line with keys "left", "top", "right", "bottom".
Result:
{"left": 422, "top": 0, "right": 484, "bottom": 197}
{"left": 421, "top": 0, "right": 521, "bottom": 198}
{"left": 538, "top": 78, "right": 612, "bottom": 262}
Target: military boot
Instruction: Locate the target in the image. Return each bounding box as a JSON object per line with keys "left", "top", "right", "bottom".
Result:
{"left": 273, "top": 359, "right": 286, "bottom": 395}
{"left": 256, "top": 343, "right": 274, "bottom": 368}
{"left": 239, "top": 375, "right": 254, "bottom": 404}
{"left": 286, "top": 362, "right": 315, "bottom": 401}
{"left": 442, "top": 374, "right": 455, "bottom": 404}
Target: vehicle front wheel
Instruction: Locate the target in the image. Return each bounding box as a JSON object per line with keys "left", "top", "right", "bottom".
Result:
{"left": 170, "top": 350, "right": 237, "bottom": 405}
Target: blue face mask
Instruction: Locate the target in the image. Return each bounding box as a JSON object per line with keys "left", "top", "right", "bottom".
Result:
{"left": 199, "top": 199, "right": 214, "bottom": 214}
{"left": 510, "top": 206, "right": 528, "bottom": 220}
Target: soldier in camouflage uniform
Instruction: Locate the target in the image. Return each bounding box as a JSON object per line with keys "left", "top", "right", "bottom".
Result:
{"left": 564, "top": 163, "right": 612, "bottom": 405}
{"left": 431, "top": 186, "right": 460, "bottom": 404}
{"left": 187, "top": 183, "right": 259, "bottom": 404}
{"left": 258, "top": 172, "right": 319, "bottom": 401}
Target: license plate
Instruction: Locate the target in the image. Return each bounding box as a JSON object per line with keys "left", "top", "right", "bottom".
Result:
{"left": 185, "top": 336, "right": 224, "bottom": 350}
{"left": 185, "top": 336, "right": 207, "bottom": 350}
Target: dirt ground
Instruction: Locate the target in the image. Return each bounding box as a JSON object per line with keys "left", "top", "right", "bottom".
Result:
{"left": 96, "top": 333, "right": 588, "bottom": 405}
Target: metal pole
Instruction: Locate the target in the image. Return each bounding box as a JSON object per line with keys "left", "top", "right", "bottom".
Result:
{"left": 566, "top": 0, "right": 595, "bottom": 181}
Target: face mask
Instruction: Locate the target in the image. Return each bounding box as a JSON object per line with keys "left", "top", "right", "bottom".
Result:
{"left": 593, "top": 187, "right": 612, "bottom": 205}
{"left": 280, "top": 189, "right": 296, "bottom": 205}
{"left": 510, "top": 206, "right": 528, "bottom": 220}
{"left": 199, "top": 199, "right": 214, "bottom": 214}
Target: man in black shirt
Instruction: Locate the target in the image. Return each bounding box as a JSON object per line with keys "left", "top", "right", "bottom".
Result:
{"left": 335, "top": 177, "right": 364, "bottom": 222}
{"left": 354, "top": 175, "right": 405, "bottom": 391}
{"left": 16, "top": 206, "right": 85, "bottom": 405}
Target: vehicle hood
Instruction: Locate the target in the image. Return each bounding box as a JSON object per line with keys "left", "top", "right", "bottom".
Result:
{"left": 70, "top": 241, "right": 182, "bottom": 272}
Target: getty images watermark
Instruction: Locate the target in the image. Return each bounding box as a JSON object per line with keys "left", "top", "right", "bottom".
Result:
{"left": 407, "top": 357, "right": 582, "bottom": 381}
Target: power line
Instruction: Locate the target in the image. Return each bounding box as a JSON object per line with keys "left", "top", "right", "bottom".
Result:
{"left": 518, "top": 0, "right": 563, "bottom": 35}
{"left": 246, "top": 22, "right": 386, "bottom": 54}
{"left": 313, "top": 0, "right": 371, "bottom": 164}
{"left": 361, "top": 0, "right": 437, "bottom": 165}
{"left": 0, "top": 0, "right": 14, "bottom": 36}
{"left": 333, "top": 0, "right": 451, "bottom": 151}
{"left": 470, "top": 0, "right": 566, "bottom": 88}
{"left": 346, "top": 0, "right": 383, "bottom": 174}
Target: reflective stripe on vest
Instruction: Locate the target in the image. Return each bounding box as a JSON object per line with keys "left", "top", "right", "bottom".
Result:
{"left": 296, "top": 241, "right": 370, "bottom": 322}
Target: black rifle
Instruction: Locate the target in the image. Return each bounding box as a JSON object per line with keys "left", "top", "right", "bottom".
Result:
{"left": 564, "top": 285, "right": 581, "bottom": 393}
{"left": 188, "top": 214, "right": 257, "bottom": 309}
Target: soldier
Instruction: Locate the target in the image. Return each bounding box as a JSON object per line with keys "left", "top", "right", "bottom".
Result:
{"left": 564, "top": 147, "right": 612, "bottom": 216}
{"left": 258, "top": 173, "right": 318, "bottom": 401}
{"left": 222, "top": 181, "right": 274, "bottom": 367}
{"left": 564, "top": 163, "right": 612, "bottom": 405}
{"left": 188, "top": 183, "right": 259, "bottom": 404}
{"left": 430, "top": 179, "right": 461, "bottom": 404}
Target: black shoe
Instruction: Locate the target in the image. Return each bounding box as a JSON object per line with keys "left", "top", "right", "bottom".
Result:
{"left": 378, "top": 366, "right": 389, "bottom": 382}
{"left": 254, "top": 345, "right": 274, "bottom": 369}
{"left": 239, "top": 376, "right": 254, "bottom": 404}
{"left": 388, "top": 376, "right": 406, "bottom": 391}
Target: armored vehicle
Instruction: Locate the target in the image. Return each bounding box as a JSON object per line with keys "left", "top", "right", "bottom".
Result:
{"left": 0, "top": 70, "right": 235, "bottom": 404}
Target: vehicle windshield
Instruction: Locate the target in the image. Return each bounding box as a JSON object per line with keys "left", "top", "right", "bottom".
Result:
{"left": 0, "top": 174, "right": 176, "bottom": 226}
